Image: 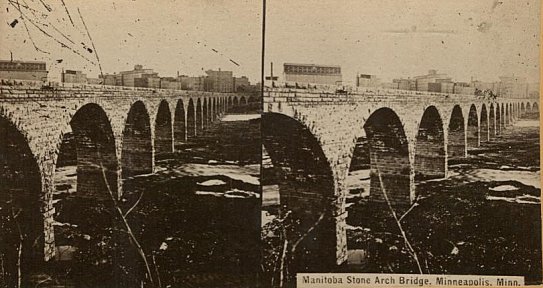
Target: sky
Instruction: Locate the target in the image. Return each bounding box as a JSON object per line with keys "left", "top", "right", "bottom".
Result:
{"left": 265, "top": 0, "right": 541, "bottom": 84}
{"left": 0, "top": 0, "right": 263, "bottom": 82}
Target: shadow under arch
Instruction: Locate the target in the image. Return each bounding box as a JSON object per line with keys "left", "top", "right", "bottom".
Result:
{"left": 187, "top": 98, "right": 196, "bottom": 139}
{"left": 466, "top": 104, "right": 479, "bottom": 149}
{"left": 0, "top": 115, "right": 44, "bottom": 286}
{"left": 414, "top": 105, "right": 445, "bottom": 180}
{"left": 174, "top": 99, "right": 186, "bottom": 147}
{"left": 480, "top": 104, "right": 489, "bottom": 143}
{"left": 448, "top": 105, "right": 465, "bottom": 159}
{"left": 196, "top": 98, "right": 203, "bottom": 133}
{"left": 362, "top": 107, "right": 411, "bottom": 206}
{"left": 68, "top": 103, "right": 119, "bottom": 197}
{"left": 262, "top": 112, "right": 338, "bottom": 274}
{"left": 155, "top": 100, "right": 173, "bottom": 155}
{"left": 121, "top": 101, "right": 152, "bottom": 178}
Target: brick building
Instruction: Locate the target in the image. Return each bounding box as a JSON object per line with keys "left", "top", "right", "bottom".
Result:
{"left": 0, "top": 60, "right": 48, "bottom": 81}
{"left": 283, "top": 63, "right": 342, "bottom": 85}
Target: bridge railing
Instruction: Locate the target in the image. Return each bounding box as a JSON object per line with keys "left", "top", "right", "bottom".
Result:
{"left": 0, "top": 78, "right": 250, "bottom": 100}
{"left": 264, "top": 82, "right": 538, "bottom": 104}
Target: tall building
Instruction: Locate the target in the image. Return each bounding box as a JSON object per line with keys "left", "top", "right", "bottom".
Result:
{"left": 119, "top": 64, "right": 156, "bottom": 87}
{"left": 234, "top": 76, "right": 250, "bottom": 91}
{"left": 62, "top": 70, "right": 87, "bottom": 84}
{"left": 179, "top": 75, "right": 206, "bottom": 91}
{"left": 160, "top": 77, "right": 181, "bottom": 90}
{"left": 205, "top": 69, "right": 234, "bottom": 92}
{"left": 0, "top": 60, "right": 48, "bottom": 81}
{"left": 283, "top": 63, "right": 342, "bottom": 85}
{"left": 134, "top": 73, "right": 161, "bottom": 88}
{"left": 497, "top": 76, "right": 529, "bottom": 98}
{"left": 356, "top": 74, "right": 380, "bottom": 88}
{"left": 392, "top": 78, "right": 416, "bottom": 91}
{"left": 414, "top": 70, "right": 452, "bottom": 91}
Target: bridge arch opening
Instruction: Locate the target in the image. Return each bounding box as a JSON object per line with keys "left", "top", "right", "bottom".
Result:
{"left": 228, "top": 97, "right": 233, "bottom": 111}
{"left": 121, "top": 101, "right": 152, "bottom": 178}
{"left": 363, "top": 107, "right": 412, "bottom": 206}
{"left": 154, "top": 100, "right": 173, "bottom": 155}
{"left": 510, "top": 103, "right": 514, "bottom": 122}
{"left": 212, "top": 98, "right": 217, "bottom": 120}
{"left": 495, "top": 103, "right": 501, "bottom": 134}
{"left": 533, "top": 102, "right": 538, "bottom": 112}
{"left": 203, "top": 98, "right": 208, "bottom": 128}
{"left": 500, "top": 104, "right": 506, "bottom": 129}
{"left": 505, "top": 104, "right": 510, "bottom": 126}
{"left": 0, "top": 116, "right": 44, "bottom": 286}
{"left": 521, "top": 102, "right": 525, "bottom": 117}
{"left": 480, "top": 104, "right": 489, "bottom": 143}
{"left": 414, "top": 106, "right": 445, "bottom": 180}
{"left": 174, "top": 99, "right": 186, "bottom": 147}
{"left": 187, "top": 98, "right": 196, "bottom": 139}
{"left": 489, "top": 103, "right": 496, "bottom": 137}
{"left": 196, "top": 98, "right": 203, "bottom": 133}
{"left": 262, "top": 112, "right": 338, "bottom": 273}
{"left": 66, "top": 103, "right": 119, "bottom": 197}
{"left": 448, "top": 105, "right": 465, "bottom": 159}
{"left": 526, "top": 102, "right": 531, "bottom": 112}
{"left": 206, "top": 98, "right": 212, "bottom": 125}
{"left": 240, "top": 96, "right": 246, "bottom": 105}
{"left": 466, "top": 104, "right": 479, "bottom": 149}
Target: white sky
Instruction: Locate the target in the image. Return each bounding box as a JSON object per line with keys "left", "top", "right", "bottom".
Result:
{"left": 0, "top": 0, "right": 262, "bottom": 82}
{"left": 265, "top": 0, "right": 541, "bottom": 84}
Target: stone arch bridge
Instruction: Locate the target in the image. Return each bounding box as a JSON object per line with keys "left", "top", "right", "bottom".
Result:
{"left": 262, "top": 86, "right": 539, "bottom": 272}
{"left": 0, "top": 83, "right": 256, "bottom": 262}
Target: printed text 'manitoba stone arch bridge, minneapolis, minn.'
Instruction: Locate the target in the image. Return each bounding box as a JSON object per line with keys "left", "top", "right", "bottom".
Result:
{"left": 262, "top": 84, "right": 539, "bottom": 272}
{"left": 0, "top": 82, "right": 255, "bottom": 263}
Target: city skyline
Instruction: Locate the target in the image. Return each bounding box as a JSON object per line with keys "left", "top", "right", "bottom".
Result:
{"left": 265, "top": 0, "right": 540, "bottom": 84}
{"left": 0, "top": 0, "right": 262, "bottom": 83}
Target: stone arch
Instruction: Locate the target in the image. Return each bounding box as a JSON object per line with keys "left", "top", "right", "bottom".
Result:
{"left": 448, "top": 105, "right": 465, "bottom": 159}
{"left": 480, "top": 104, "right": 489, "bottom": 143}
{"left": 467, "top": 104, "right": 479, "bottom": 148}
{"left": 121, "top": 101, "right": 152, "bottom": 178}
{"left": 489, "top": 103, "right": 496, "bottom": 137}
{"left": 533, "top": 102, "right": 539, "bottom": 112}
{"left": 0, "top": 115, "right": 44, "bottom": 286}
{"left": 262, "top": 112, "right": 338, "bottom": 272}
{"left": 233, "top": 96, "right": 239, "bottom": 107}
{"left": 240, "top": 96, "right": 246, "bottom": 105}
{"left": 363, "top": 107, "right": 412, "bottom": 206}
{"left": 527, "top": 102, "right": 531, "bottom": 112}
{"left": 69, "top": 103, "right": 119, "bottom": 197}
{"left": 521, "top": 102, "right": 525, "bottom": 117}
{"left": 414, "top": 105, "right": 445, "bottom": 180}
{"left": 174, "top": 99, "right": 186, "bottom": 146}
{"left": 154, "top": 100, "right": 173, "bottom": 154}
{"left": 196, "top": 98, "right": 203, "bottom": 132}
{"left": 187, "top": 98, "right": 196, "bottom": 139}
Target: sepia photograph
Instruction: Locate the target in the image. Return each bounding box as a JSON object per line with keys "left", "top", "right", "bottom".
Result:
{"left": 261, "top": 0, "right": 541, "bottom": 287}
{"left": 1, "top": 0, "right": 542, "bottom": 287}
{"left": 0, "top": 0, "right": 262, "bottom": 287}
